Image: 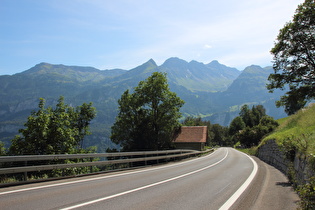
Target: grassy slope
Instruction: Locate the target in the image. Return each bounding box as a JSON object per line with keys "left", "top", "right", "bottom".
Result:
{"left": 261, "top": 104, "right": 315, "bottom": 155}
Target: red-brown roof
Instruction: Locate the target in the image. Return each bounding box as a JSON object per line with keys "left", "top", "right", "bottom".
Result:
{"left": 174, "top": 126, "right": 207, "bottom": 143}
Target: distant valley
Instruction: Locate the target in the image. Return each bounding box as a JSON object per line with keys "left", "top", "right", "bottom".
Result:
{"left": 0, "top": 58, "right": 286, "bottom": 151}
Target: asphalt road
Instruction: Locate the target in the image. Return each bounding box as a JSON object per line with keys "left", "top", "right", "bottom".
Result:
{"left": 0, "top": 148, "right": 298, "bottom": 210}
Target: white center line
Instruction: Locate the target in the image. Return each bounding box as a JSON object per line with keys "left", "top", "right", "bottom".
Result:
{"left": 60, "top": 149, "right": 229, "bottom": 210}
{"left": 0, "top": 149, "right": 218, "bottom": 196}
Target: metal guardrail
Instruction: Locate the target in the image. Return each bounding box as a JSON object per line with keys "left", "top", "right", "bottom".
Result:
{"left": 0, "top": 150, "right": 196, "bottom": 163}
{"left": 0, "top": 150, "right": 203, "bottom": 179}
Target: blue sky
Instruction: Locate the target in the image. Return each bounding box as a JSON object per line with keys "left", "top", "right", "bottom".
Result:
{"left": 0, "top": 0, "right": 303, "bottom": 75}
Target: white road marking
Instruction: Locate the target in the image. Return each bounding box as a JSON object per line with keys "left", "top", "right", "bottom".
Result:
{"left": 0, "top": 149, "right": 218, "bottom": 196}
{"left": 60, "top": 149, "right": 229, "bottom": 210}
{"left": 218, "top": 150, "right": 258, "bottom": 210}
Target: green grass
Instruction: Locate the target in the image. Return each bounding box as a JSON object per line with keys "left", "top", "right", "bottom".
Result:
{"left": 261, "top": 104, "right": 315, "bottom": 155}
{"left": 237, "top": 147, "right": 258, "bottom": 156}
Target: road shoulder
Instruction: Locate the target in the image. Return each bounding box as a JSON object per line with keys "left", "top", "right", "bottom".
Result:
{"left": 231, "top": 156, "right": 300, "bottom": 210}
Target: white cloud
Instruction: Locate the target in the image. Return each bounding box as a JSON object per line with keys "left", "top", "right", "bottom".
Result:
{"left": 0, "top": 0, "right": 305, "bottom": 74}
{"left": 92, "top": 0, "right": 304, "bottom": 70}
{"left": 204, "top": 44, "right": 212, "bottom": 49}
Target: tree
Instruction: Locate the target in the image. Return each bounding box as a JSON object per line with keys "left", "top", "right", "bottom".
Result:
{"left": 229, "top": 116, "right": 245, "bottom": 136}
{"left": 9, "top": 96, "right": 96, "bottom": 155}
{"left": 182, "top": 116, "right": 204, "bottom": 126}
{"left": 239, "top": 104, "right": 267, "bottom": 128}
{"left": 267, "top": 0, "right": 315, "bottom": 115}
{"left": 259, "top": 116, "right": 279, "bottom": 132}
{"left": 111, "top": 72, "right": 184, "bottom": 151}
{"left": 236, "top": 115, "right": 278, "bottom": 147}
{"left": 239, "top": 105, "right": 253, "bottom": 127}
{"left": 232, "top": 104, "right": 275, "bottom": 147}
{"left": 252, "top": 105, "right": 266, "bottom": 126}
{"left": 210, "top": 124, "right": 230, "bottom": 146}
{"left": 0, "top": 141, "right": 6, "bottom": 156}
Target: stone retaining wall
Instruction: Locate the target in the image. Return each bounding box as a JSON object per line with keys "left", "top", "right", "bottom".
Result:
{"left": 257, "top": 139, "right": 314, "bottom": 185}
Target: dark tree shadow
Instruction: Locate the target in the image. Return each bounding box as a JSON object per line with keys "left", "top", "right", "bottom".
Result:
{"left": 276, "top": 181, "right": 292, "bottom": 187}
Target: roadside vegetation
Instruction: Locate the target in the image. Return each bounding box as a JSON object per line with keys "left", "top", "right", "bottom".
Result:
{"left": 234, "top": 104, "right": 315, "bottom": 209}
{"left": 264, "top": 0, "right": 315, "bottom": 208}
{"left": 182, "top": 104, "right": 278, "bottom": 148}
{"left": 111, "top": 72, "right": 184, "bottom": 151}
{"left": 261, "top": 104, "right": 315, "bottom": 155}
{"left": 0, "top": 96, "right": 98, "bottom": 183}
{"left": 257, "top": 104, "right": 315, "bottom": 209}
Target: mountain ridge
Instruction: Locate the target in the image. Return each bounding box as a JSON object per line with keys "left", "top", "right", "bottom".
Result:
{"left": 0, "top": 58, "right": 286, "bottom": 151}
{"left": 158, "top": 57, "right": 240, "bottom": 92}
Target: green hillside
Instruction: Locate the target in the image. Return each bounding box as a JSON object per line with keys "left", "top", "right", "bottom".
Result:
{"left": 0, "top": 58, "right": 288, "bottom": 151}
{"left": 262, "top": 104, "right": 315, "bottom": 155}
{"left": 160, "top": 58, "right": 240, "bottom": 92}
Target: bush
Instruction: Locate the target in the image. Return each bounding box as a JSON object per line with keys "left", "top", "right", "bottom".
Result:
{"left": 297, "top": 177, "right": 315, "bottom": 209}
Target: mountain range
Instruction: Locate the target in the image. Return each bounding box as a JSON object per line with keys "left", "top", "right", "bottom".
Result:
{"left": 0, "top": 58, "right": 286, "bottom": 151}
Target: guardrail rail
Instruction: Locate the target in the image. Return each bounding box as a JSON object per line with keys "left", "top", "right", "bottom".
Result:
{"left": 0, "top": 149, "right": 211, "bottom": 184}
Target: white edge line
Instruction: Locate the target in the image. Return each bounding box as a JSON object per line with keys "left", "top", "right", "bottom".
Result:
{"left": 0, "top": 149, "right": 219, "bottom": 196}
{"left": 218, "top": 150, "right": 258, "bottom": 210}
{"left": 60, "top": 149, "right": 229, "bottom": 210}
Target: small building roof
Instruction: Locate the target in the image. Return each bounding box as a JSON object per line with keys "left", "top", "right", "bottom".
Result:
{"left": 174, "top": 126, "right": 207, "bottom": 143}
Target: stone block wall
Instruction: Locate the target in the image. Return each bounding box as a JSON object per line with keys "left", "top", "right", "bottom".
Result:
{"left": 293, "top": 153, "right": 315, "bottom": 184}
{"left": 257, "top": 139, "right": 314, "bottom": 185}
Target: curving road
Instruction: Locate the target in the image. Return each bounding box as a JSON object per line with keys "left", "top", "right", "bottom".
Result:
{"left": 0, "top": 148, "right": 294, "bottom": 210}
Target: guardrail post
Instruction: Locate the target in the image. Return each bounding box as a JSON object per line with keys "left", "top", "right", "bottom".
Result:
{"left": 145, "top": 153, "right": 147, "bottom": 166}
{"left": 24, "top": 160, "right": 28, "bottom": 181}
{"left": 90, "top": 157, "right": 93, "bottom": 173}
{"left": 0, "top": 150, "right": 201, "bottom": 184}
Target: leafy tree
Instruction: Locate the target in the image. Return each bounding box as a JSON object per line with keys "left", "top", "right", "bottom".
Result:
{"left": 267, "top": 0, "right": 315, "bottom": 115}
{"left": 232, "top": 105, "right": 277, "bottom": 147}
{"left": 210, "top": 124, "right": 230, "bottom": 146}
{"left": 182, "top": 116, "right": 205, "bottom": 126}
{"left": 0, "top": 141, "right": 6, "bottom": 156}
{"left": 259, "top": 116, "right": 279, "bottom": 132}
{"left": 111, "top": 72, "right": 184, "bottom": 151}
{"left": 252, "top": 105, "right": 266, "bottom": 125}
{"left": 239, "top": 105, "right": 252, "bottom": 127}
{"left": 239, "top": 105, "right": 255, "bottom": 127}
{"left": 229, "top": 116, "right": 245, "bottom": 136}
{"left": 9, "top": 96, "right": 96, "bottom": 155}
{"left": 74, "top": 102, "right": 98, "bottom": 148}
{"left": 236, "top": 115, "right": 278, "bottom": 147}
{"left": 239, "top": 104, "right": 267, "bottom": 128}
{"left": 236, "top": 127, "right": 257, "bottom": 147}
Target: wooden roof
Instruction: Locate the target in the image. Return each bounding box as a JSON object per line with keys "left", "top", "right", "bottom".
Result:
{"left": 174, "top": 126, "right": 207, "bottom": 143}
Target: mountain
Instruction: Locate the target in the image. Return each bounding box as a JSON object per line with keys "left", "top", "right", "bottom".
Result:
{"left": 21, "top": 62, "right": 126, "bottom": 80}
{"left": 0, "top": 58, "right": 286, "bottom": 151}
{"left": 223, "top": 65, "right": 274, "bottom": 104}
{"left": 0, "top": 63, "right": 126, "bottom": 105}
{"left": 204, "top": 65, "right": 286, "bottom": 124}
{"left": 159, "top": 57, "right": 240, "bottom": 92}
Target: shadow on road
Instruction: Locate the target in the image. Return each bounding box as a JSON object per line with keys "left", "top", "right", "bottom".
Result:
{"left": 276, "top": 181, "right": 292, "bottom": 187}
